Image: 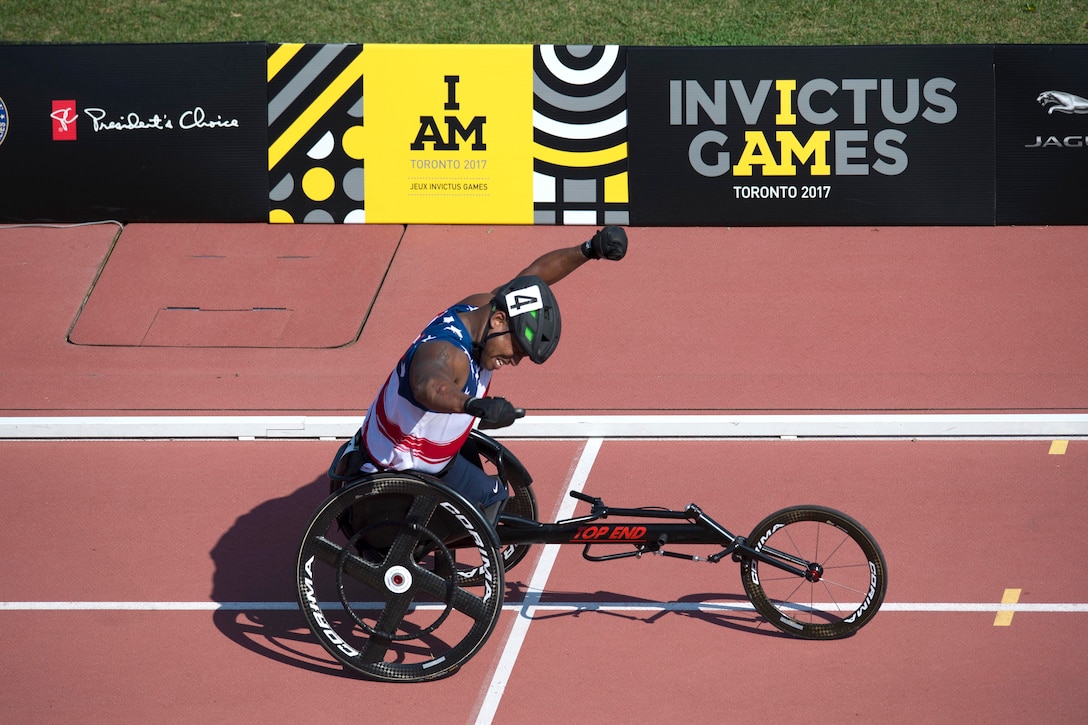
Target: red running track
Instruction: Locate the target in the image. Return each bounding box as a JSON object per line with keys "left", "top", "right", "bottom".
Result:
{"left": 1, "top": 223, "right": 1086, "bottom": 414}
{"left": 1, "top": 438, "right": 1086, "bottom": 722}
{"left": 1, "top": 222, "right": 1087, "bottom": 722}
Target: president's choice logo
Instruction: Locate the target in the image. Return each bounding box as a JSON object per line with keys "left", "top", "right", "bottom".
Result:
{"left": 50, "top": 99, "right": 242, "bottom": 141}
{"left": 51, "top": 100, "right": 78, "bottom": 141}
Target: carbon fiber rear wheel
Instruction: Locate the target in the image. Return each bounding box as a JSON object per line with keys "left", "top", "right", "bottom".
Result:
{"left": 297, "top": 474, "right": 504, "bottom": 682}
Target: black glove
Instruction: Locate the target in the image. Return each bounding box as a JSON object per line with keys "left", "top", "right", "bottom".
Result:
{"left": 464, "top": 396, "right": 524, "bottom": 430}
{"left": 581, "top": 226, "right": 628, "bottom": 261}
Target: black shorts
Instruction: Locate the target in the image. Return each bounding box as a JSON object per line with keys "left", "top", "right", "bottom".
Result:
{"left": 440, "top": 449, "right": 508, "bottom": 508}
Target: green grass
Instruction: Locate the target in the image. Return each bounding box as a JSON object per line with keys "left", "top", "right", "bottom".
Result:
{"left": 3, "top": 0, "right": 1087, "bottom": 44}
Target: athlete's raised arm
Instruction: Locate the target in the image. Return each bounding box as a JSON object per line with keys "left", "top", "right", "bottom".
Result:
{"left": 499, "top": 226, "right": 628, "bottom": 291}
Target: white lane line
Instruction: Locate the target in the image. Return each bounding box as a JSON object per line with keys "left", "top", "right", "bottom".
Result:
{"left": 3, "top": 414, "right": 1088, "bottom": 439}
{"left": 4, "top": 601, "right": 1088, "bottom": 613}
{"left": 473, "top": 437, "right": 603, "bottom": 725}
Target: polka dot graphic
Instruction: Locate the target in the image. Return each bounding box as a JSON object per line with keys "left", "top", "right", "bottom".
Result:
{"left": 302, "top": 167, "right": 335, "bottom": 202}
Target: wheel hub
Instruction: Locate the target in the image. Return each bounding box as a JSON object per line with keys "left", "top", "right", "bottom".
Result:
{"left": 805, "top": 562, "right": 824, "bottom": 583}
{"left": 384, "top": 565, "right": 412, "bottom": 593}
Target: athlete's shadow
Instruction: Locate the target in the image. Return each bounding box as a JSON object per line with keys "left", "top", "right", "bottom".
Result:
{"left": 209, "top": 472, "right": 354, "bottom": 678}
{"left": 503, "top": 582, "right": 790, "bottom": 639}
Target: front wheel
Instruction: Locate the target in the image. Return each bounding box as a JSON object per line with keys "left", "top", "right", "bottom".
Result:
{"left": 740, "top": 505, "right": 887, "bottom": 639}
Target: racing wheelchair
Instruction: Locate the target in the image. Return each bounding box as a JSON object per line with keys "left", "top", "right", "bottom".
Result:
{"left": 296, "top": 428, "right": 888, "bottom": 683}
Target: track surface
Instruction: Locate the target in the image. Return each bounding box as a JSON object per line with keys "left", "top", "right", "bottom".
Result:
{"left": 2, "top": 223, "right": 1087, "bottom": 723}
{"left": 3, "top": 223, "right": 1086, "bottom": 414}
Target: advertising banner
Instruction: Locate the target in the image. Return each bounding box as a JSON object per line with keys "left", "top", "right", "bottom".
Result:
{"left": 268, "top": 44, "right": 630, "bottom": 225}
{"left": 4, "top": 42, "right": 1085, "bottom": 226}
{"left": 363, "top": 44, "right": 534, "bottom": 224}
{"left": 995, "top": 45, "right": 1088, "bottom": 225}
{"left": 0, "top": 43, "right": 268, "bottom": 222}
{"left": 625, "top": 46, "right": 995, "bottom": 226}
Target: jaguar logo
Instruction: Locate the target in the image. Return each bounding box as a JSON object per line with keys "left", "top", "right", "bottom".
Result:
{"left": 1037, "top": 90, "right": 1088, "bottom": 115}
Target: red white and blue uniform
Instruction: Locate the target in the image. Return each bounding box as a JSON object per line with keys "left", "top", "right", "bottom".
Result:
{"left": 361, "top": 304, "right": 492, "bottom": 475}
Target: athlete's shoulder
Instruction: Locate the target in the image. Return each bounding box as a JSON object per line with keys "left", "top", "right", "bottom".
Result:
{"left": 418, "top": 309, "right": 471, "bottom": 346}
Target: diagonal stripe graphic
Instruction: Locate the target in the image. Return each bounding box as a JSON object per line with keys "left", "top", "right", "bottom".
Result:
{"left": 267, "top": 42, "right": 304, "bottom": 82}
{"left": 268, "top": 48, "right": 365, "bottom": 171}
{"left": 268, "top": 43, "right": 349, "bottom": 126}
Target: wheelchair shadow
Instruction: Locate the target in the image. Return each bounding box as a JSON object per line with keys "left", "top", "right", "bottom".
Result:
{"left": 209, "top": 476, "right": 792, "bottom": 677}
{"left": 502, "top": 582, "right": 791, "bottom": 639}
{"left": 209, "top": 472, "right": 355, "bottom": 678}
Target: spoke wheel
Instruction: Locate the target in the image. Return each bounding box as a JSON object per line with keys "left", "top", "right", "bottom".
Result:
{"left": 297, "top": 475, "right": 504, "bottom": 682}
{"left": 740, "top": 506, "right": 887, "bottom": 639}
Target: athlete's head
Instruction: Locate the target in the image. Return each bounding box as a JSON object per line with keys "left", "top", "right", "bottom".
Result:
{"left": 491, "top": 275, "right": 562, "bottom": 365}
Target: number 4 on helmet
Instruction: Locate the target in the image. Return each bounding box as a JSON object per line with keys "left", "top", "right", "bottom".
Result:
{"left": 504, "top": 284, "right": 543, "bottom": 316}
{"left": 494, "top": 275, "right": 561, "bottom": 364}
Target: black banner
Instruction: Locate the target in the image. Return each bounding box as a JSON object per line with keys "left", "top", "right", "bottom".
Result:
{"left": 995, "top": 45, "right": 1088, "bottom": 225}
{"left": 0, "top": 43, "right": 267, "bottom": 222}
{"left": 626, "top": 46, "right": 995, "bottom": 226}
{"left": 1, "top": 42, "right": 1083, "bottom": 226}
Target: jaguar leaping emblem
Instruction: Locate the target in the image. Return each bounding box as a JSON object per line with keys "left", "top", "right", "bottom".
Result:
{"left": 1037, "top": 90, "right": 1088, "bottom": 115}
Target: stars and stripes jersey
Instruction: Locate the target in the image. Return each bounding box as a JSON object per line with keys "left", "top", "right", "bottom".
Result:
{"left": 361, "top": 304, "right": 492, "bottom": 474}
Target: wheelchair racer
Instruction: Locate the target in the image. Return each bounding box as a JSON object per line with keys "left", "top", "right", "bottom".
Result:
{"left": 345, "top": 226, "right": 627, "bottom": 521}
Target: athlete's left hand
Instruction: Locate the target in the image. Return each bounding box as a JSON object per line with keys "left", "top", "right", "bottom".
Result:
{"left": 581, "top": 226, "right": 628, "bottom": 261}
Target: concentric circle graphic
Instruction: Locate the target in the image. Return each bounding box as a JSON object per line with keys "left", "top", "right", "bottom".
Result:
{"left": 533, "top": 45, "right": 630, "bottom": 226}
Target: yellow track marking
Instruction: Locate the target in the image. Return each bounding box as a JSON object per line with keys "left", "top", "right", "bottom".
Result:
{"left": 1048, "top": 440, "right": 1068, "bottom": 455}
{"left": 993, "top": 588, "right": 1021, "bottom": 626}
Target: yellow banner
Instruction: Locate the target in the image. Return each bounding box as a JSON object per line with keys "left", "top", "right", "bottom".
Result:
{"left": 363, "top": 44, "right": 534, "bottom": 223}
